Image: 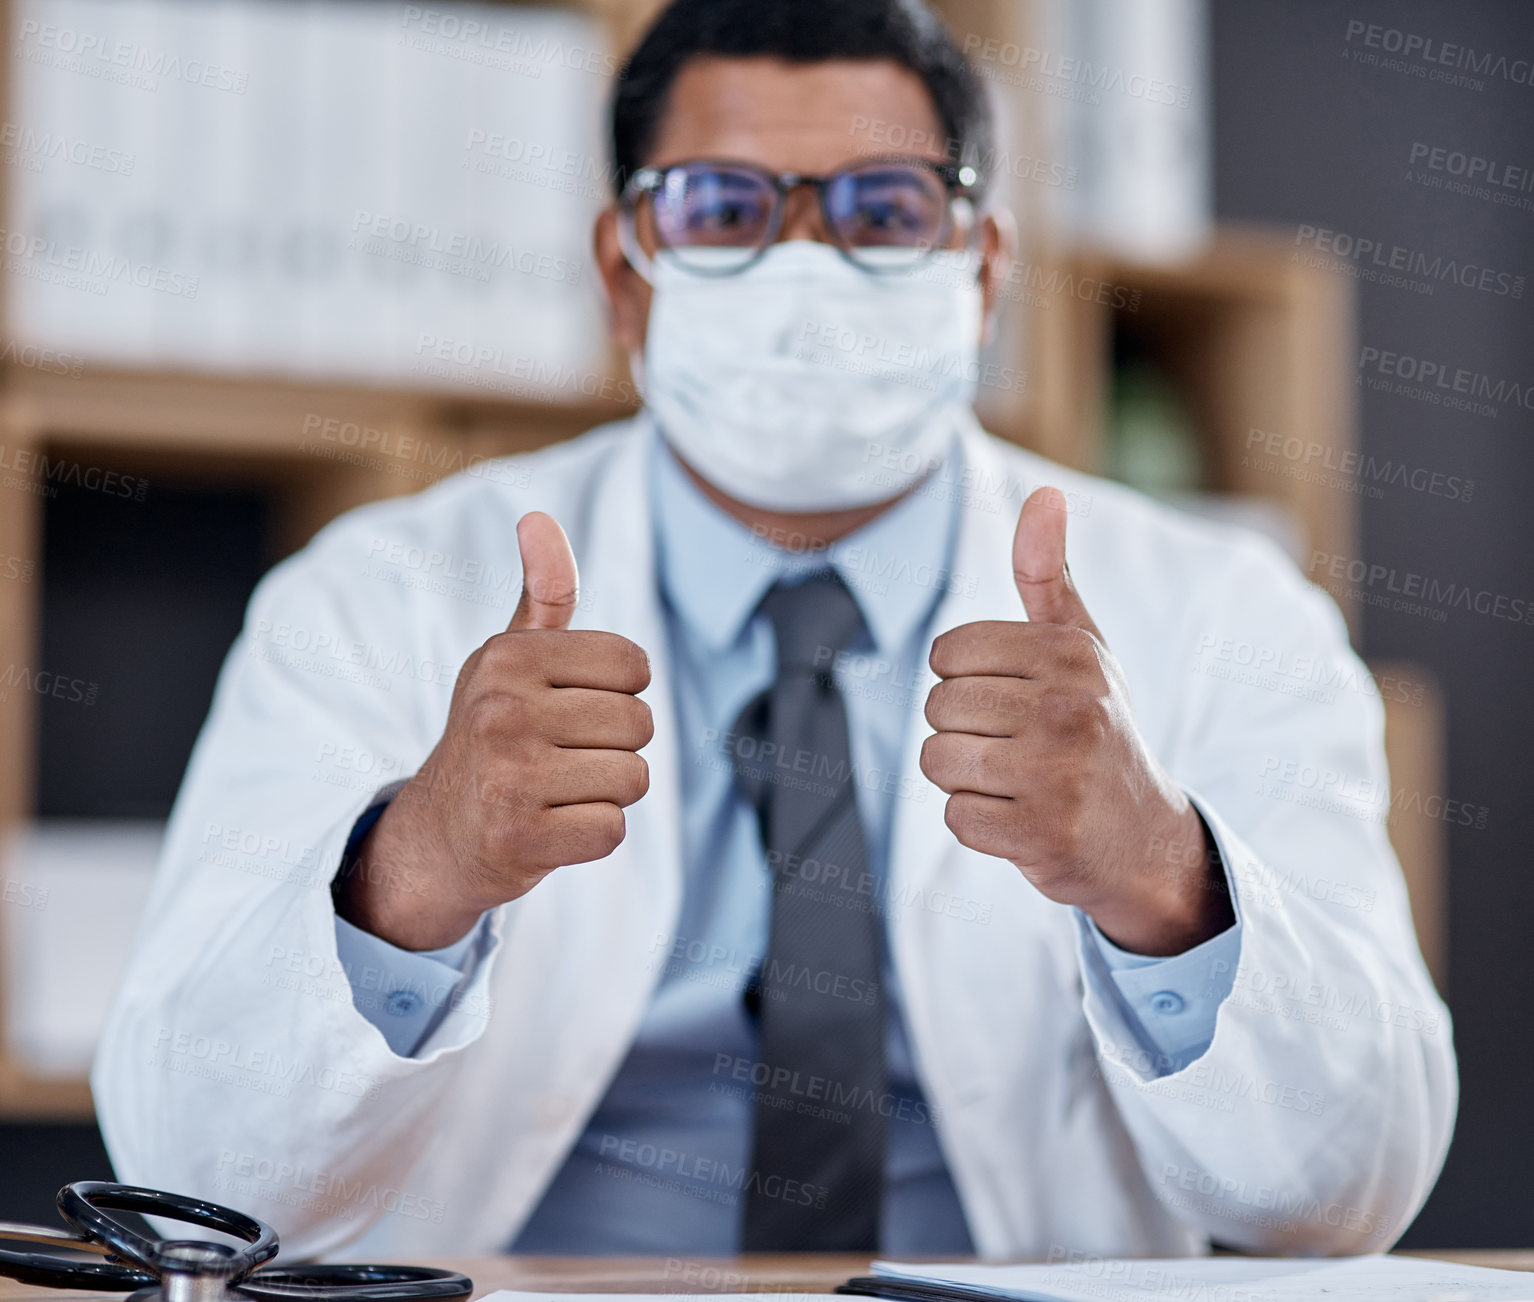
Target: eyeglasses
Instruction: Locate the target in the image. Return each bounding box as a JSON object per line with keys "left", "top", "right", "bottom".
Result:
{"left": 618, "top": 156, "right": 982, "bottom": 277}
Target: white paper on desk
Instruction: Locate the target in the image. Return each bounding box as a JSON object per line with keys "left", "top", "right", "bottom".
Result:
{"left": 872, "top": 1255, "right": 1534, "bottom": 1302}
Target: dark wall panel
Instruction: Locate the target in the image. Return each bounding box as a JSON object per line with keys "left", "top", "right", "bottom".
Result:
{"left": 37, "top": 480, "right": 269, "bottom": 819}
{"left": 0, "top": 1123, "right": 115, "bottom": 1224}
{"left": 1213, "top": 0, "right": 1534, "bottom": 1248}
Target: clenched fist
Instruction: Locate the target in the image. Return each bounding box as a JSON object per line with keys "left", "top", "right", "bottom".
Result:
{"left": 335, "top": 512, "right": 653, "bottom": 950}
{"left": 920, "top": 488, "right": 1232, "bottom": 956}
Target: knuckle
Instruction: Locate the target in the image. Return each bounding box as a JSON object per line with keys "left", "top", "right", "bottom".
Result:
{"left": 630, "top": 699, "right": 656, "bottom": 748}
{"left": 1058, "top": 625, "right": 1101, "bottom": 670}
{"left": 527, "top": 819, "right": 569, "bottom": 868}
{"left": 474, "top": 634, "right": 509, "bottom": 669}
{"left": 923, "top": 684, "right": 945, "bottom": 729}
{"left": 482, "top": 629, "right": 536, "bottom": 671}
{"left": 624, "top": 755, "right": 651, "bottom": 804}
{"left": 465, "top": 697, "right": 503, "bottom": 745}
{"left": 581, "top": 804, "right": 626, "bottom": 859}
{"left": 561, "top": 804, "right": 626, "bottom": 864}
{"left": 452, "top": 645, "right": 486, "bottom": 692}
{"left": 1041, "top": 687, "right": 1088, "bottom": 736}
{"left": 1066, "top": 692, "right": 1110, "bottom": 747}
{"left": 943, "top": 794, "right": 970, "bottom": 838}
{"left": 931, "top": 624, "right": 982, "bottom": 676}
{"left": 616, "top": 637, "right": 652, "bottom": 689}
{"left": 467, "top": 690, "right": 533, "bottom": 744}
{"left": 928, "top": 632, "right": 954, "bottom": 675}
{"left": 483, "top": 803, "right": 537, "bottom": 865}
{"left": 919, "top": 733, "right": 942, "bottom": 780}
{"left": 944, "top": 793, "right": 999, "bottom": 847}
{"left": 598, "top": 803, "right": 627, "bottom": 849}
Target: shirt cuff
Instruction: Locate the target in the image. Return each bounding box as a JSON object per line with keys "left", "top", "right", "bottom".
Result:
{"left": 332, "top": 777, "right": 487, "bottom": 1057}
{"left": 335, "top": 913, "right": 489, "bottom": 1057}
{"left": 1075, "top": 810, "right": 1243, "bottom": 1077}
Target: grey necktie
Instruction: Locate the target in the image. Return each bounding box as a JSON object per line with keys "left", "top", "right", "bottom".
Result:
{"left": 730, "top": 570, "right": 886, "bottom": 1250}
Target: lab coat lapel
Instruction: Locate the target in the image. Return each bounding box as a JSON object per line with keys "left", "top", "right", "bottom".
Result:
{"left": 887, "top": 422, "right": 1039, "bottom": 934}
{"left": 885, "top": 422, "right": 1046, "bottom": 1257}
{"left": 574, "top": 423, "right": 685, "bottom": 956}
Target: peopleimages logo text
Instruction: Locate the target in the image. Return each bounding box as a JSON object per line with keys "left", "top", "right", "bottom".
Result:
{"left": 1296, "top": 226, "right": 1524, "bottom": 298}
{"left": 1357, "top": 347, "right": 1534, "bottom": 412}
{"left": 1343, "top": 20, "right": 1534, "bottom": 87}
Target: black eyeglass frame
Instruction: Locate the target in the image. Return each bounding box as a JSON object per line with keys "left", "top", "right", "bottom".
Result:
{"left": 617, "top": 155, "right": 984, "bottom": 278}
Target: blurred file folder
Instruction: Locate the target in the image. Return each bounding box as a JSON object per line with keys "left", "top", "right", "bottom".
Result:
{"left": 1032, "top": 0, "right": 1212, "bottom": 261}
{"left": 7, "top": 0, "right": 612, "bottom": 393}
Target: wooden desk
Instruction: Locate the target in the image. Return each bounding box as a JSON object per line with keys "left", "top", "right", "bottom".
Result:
{"left": 1, "top": 1252, "right": 1532, "bottom": 1302}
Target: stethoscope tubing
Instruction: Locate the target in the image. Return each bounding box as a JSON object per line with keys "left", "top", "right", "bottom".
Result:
{"left": 0, "top": 1219, "right": 153, "bottom": 1291}
{"left": 60, "top": 1182, "right": 278, "bottom": 1280}
{"left": 0, "top": 1185, "right": 473, "bottom": 1302}
{"left": 233, "top": 1266, "right": 476, "bottom": 1302}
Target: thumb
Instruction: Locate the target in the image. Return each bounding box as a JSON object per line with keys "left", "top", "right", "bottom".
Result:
{"left": 509, "top": 511, "right": 579, "bottom": 631}
{"left": 1012, "top": 487, "right": 1102, "bottom": 637}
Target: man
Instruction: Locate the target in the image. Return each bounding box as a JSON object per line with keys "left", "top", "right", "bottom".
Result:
{"left": 95, "top": 0, "right": 1454, "bottom": 1262}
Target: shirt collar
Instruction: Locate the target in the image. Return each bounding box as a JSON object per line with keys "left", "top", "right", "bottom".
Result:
{"left": 649, "top": 427, "right": 963, "bottom": 656}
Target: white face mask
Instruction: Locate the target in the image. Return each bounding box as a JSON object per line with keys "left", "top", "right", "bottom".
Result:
{"left": 636, "top": 240, "right": 984, "bottom": 513}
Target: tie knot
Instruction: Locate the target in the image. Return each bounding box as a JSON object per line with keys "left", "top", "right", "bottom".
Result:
{"left": 757, "top": 571, "right": 867, "bottom": 673}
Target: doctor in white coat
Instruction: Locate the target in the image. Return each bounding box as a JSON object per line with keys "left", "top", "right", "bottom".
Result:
{"left": 94, "top": 0, "right": 1454, "bottom": 1263}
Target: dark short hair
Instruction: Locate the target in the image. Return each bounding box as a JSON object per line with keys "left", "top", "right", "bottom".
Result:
{"left": 609, "top": 0, "right": 994, "bottom": 197}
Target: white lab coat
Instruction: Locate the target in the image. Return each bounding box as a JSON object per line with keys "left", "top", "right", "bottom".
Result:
{"left": 94, "top": 416, "right": 1455, "bottom": 1261}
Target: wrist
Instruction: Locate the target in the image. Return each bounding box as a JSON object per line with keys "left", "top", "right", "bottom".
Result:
{"left": 334, "top": 782, "right": 485, "bottom": 950}
{"left": 1084, "top": 801, "right": 1232, "bottom": 956}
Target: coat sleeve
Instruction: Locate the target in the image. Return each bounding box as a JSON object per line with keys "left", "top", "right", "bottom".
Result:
{"left": 91, "top": 504, "right": 509, "bottom": 1259}
{"left": 1077, "top": 535, "right": 1457, "bottom": 1255}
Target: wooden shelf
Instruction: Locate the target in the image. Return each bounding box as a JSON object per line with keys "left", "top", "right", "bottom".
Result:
{"left": 1377, "top": 662, "right": 1448, "bottom": 994}
{"left": 0, "top": 1060, "right": 94, "bottom": 1121}
{"left": 1022, "top": 228, "right": 1360, "bottom": 634}
{"left": 0, "top": 363, "right": 632, "bottom": 460}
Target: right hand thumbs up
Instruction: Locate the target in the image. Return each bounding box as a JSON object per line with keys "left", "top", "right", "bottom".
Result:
{"left": 509, "top": 510, "right": 580, "bottom": 631}
{"left": 335, "top": 509, "right": 654, "bottom": 952}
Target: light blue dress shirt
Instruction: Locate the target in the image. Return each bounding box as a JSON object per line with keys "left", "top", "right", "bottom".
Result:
{"left": 333, "top": 428, "right": 1242, "bottom": 1251}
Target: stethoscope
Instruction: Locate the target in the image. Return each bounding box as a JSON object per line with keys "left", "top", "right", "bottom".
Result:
{"left": 0, "top": 1183, "right": 472, "bottom": 1302}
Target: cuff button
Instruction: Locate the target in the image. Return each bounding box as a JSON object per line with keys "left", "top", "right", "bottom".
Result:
{"left": 386, "top": 989, "right": 422, "bottom": 1017}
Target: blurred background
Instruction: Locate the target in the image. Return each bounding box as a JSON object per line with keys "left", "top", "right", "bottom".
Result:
{"left": 0, "top": 0, "right": 1528, "bottom": 1249}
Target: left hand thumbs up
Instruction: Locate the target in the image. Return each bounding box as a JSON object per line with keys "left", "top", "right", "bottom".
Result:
{"left": 921, "top": 484, "right": 1229, "bottom": 956}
